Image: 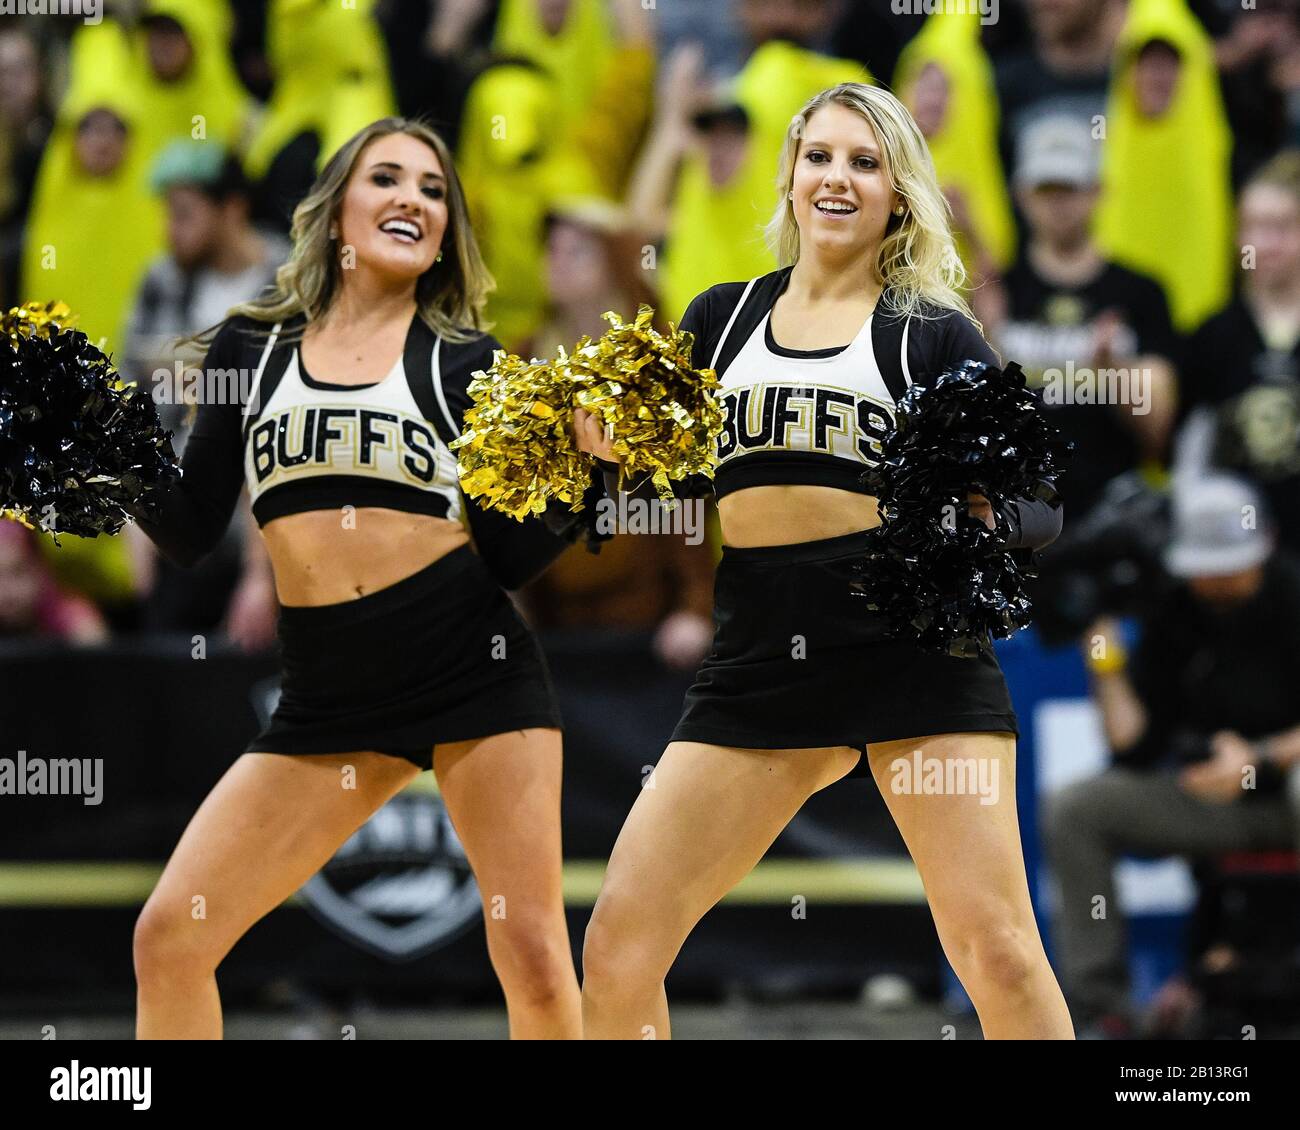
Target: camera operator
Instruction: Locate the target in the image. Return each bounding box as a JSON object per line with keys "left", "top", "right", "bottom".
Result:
{"left": 1042, "top": 474, "right": 1300, "bottom": 1037}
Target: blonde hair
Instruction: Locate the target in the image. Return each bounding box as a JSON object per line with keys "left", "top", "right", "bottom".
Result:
{"left": 190, "top": 117, "right": 495, "bottom": 350}
{"left": 763, "top": 82, "right": 975, "bottom": 325}
{"left": 1244, "top": 148, "right": 1300, "bottom": 208}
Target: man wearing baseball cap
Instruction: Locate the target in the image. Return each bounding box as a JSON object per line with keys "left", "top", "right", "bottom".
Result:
{"left": 978, "top": 113, "right": 1179, "bottom": 524}
{"left": 1043, "top": 474, "right": 1300, "bottom": 1037}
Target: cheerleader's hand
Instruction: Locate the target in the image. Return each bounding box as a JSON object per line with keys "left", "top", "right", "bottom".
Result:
{"left": 573, "top": 407, "right": 621, "bottom": 465}
{"left": 966, "top": 491, "right": 996, "bottom": 530}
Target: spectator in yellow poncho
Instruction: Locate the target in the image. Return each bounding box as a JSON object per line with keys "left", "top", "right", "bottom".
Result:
{"left": 456, "top": 61, "right": 575, "bottom": 351}
{"left": 1094, "top": 0, "right": 1234, "bottom": 332}
{"left": 894, "top": 7, "right": 1017, "bottom": 280}
{"left": 659, "top": 40, "right": 869, "bottom": 321}
{"left": 20, "top": 25, "right": 162, "bottom": 621}
{"left": 244, "top": 0, "right": 396, "bottom": 187}
{"left": 131, "top": 0, "right": 250, "bottom": 158}
{"left": 22, "top": 21, "right": 165, "bottom": 358}
{"left": 492, "top": 0, "right": 614, "bottom": 142}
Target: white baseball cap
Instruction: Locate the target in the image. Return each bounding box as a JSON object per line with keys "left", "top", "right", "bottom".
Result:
{"left": 1014, "top": 114, "right": 1100, "bottom": 190}
{"left": 1164, "top": 474, "right": 1274, "bottom": 578}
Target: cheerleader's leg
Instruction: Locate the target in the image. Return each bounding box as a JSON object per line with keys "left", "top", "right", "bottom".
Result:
{"left": 863, "top": 730, "right": 1074, "bottom": 1039}
{"left": 434, "top": 727, "right": 580, "bottom": 1040}
{"left": 581, "top": 739, "right": 863, "bottom": 1040}
{"left": 133, "top": 750, "right": 421, "bottom": 1039}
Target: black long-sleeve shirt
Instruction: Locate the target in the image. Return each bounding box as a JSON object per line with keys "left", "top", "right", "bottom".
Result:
{"left": 131, "top": 312, "right": 589, "bottom": 590}
{"left": 604, "top": 268, "right": 1063, "bottom": 551}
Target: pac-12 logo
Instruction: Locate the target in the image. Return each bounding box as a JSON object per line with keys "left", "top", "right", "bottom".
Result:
{"left": 716, "top": 383, "right": 895, "bottom": 462}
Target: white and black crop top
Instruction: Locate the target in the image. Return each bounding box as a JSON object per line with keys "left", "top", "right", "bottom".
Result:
{"left": 133, "top": 311, "right": 596, "bottom": 587}
{"left": 239, "top": 314, "right": 464, "bottom": 525}
{"left": 676, "top": 264, "right": 1001, "bottom": 500}
{"left": 640, "top": 265, "right": 1062, "bottom": 551}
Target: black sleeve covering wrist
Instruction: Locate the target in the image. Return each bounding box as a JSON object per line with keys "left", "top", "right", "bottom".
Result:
{"left": 129, "top": 320, "right": 248, "bottom": 569}
{"left": 129, "top": 478, "right": 234, "bottom": 570}
{"left": 594, "top": 457, "right": 714, "bottom": 502}
{"left": 996, "top": 495, "right": 1063, "bottom": 551}
{"left": 465, "top": 469, "right": 612, "bottom": 591}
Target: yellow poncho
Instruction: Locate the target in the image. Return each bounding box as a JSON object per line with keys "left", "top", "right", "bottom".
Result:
{"left": 130, "top": 0, "right": 250, "bottom": 159}
{"left": 491, "top": 0, "right": 614, "bottom": 141}
{"left": 457, "top": 63, "right": 577, "bottom": 350}
{"left": 243, "top": 0, "right": 397, "bottom": 180}
{"left": 661, "top": 41, "right": 870, "bottom": 320}
{"left": 894, "top": 8, "right": 1016, "bottom": 274}
{"left": 21, "top": 21, "right": 165, "bottom": 359}
{"left": 1093, "top": 0, "right": 1234, "bottom": 331}
{"left": 21, "top": 23, "right": 160, "bottom": 606}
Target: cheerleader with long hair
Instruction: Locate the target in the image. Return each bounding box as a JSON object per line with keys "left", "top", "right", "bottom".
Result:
{"left": 575, "top": 83, "right": 1075, "bottom": 1039}
{"left": 131, "top": 118, "right": 586, "bottom": 1039}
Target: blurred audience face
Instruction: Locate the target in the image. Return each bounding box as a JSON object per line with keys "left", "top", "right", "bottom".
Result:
{"left": 738, "top": 0, "right": 839, "bottom": 47}
{"left": 909, "top": 63, "right": 951, "bottom": 139}
{"left": 1019, "top": 182, "right": 1098, "bottom": 249}
{"left": 535, "top": 0, "right": 572, "bottom": 36}
{"left": 545, "top": 219, "right": 612, "bottom": 306}
{"left": 165, "top": 185, "right": 239, "bottom": 270}
{"left": 790, "top": 102, "right": 899, "bottom": 261}
{"left": 336, "top": 132, "right": 447, "bottom": 284}
{"left": 1238, "top": 181, "right": 1300, "bottom": 290}
{"left": 1133, "top": 40, "right": 1181, "bottom": 118}
{"left": 1187, "top": 562, "right": 1267, "bottom": 607}
{"left": 0, "top": 31, "right": 40, "bottom": 124}
{"left": 74, "top": 108, "right": 127, "bottom": 177}
{"left": 701, "top": 118, "right": 749, "bottom": 187}
{"left": 1028, "top": 0, "right": 1102, "bottom": 45}
{"left": 145, "top": 17, "right": 194, "bottom": 83}
{"left": 0, "top": 528, "right": 42, "bottom": 634}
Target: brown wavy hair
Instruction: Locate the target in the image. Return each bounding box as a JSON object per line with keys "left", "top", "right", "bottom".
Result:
{"left": 186, "top": 116, "right": 495, "bottom": 351}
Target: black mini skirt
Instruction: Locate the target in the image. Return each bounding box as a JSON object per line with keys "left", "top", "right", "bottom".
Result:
{"left": 670, "top": 529, "right": 1018, "bottom": 778}
{"left": 248, "top": 544, "right": 562, "bottom": 770}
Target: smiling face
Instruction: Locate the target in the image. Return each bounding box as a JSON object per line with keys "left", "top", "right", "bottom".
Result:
{"left": 790, "top": 101, "right": 900, "bottom": 261}
{"left": 334, "top": 132, "right": 448, "bottom": 285}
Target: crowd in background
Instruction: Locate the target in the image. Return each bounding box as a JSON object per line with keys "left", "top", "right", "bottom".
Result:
{"left": 1, "top": 0, "right": 1300, "bottom": 1034}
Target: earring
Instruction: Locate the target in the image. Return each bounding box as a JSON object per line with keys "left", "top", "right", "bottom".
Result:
{"left": 329, "top": 226, "right": 339, "bottom": 239}
{"left": 787, "top": 191, "right": 793, "bottom": 200}
{"left": 893, "top": 204, "right": 905, "bottom": 216}
{"left": 435, "top": 251, "right": 443, "bottom": 262}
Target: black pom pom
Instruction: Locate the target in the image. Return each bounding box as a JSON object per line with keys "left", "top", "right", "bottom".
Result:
{"left": 852, "top": 359, "right": 1072, "bottom": 657}
{"left": 0, "top": 303, "right": 180, "bottom": 539}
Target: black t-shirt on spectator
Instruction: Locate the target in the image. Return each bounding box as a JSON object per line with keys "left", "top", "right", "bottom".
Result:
{"left": 997, "top": 258, "right": 1177, "bottom": 517}
{"left": 1179, "top": 297, "right": 1300, "bottom": 551}
{"left": 1122, "top": 549, "right": 1300, "bottom": 790}
{"left": 993, "top": 53, "right": 1110, "bottom": 225}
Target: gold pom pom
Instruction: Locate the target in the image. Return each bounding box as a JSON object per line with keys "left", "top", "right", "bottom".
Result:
{"left": 452, "top": 304, "right": 722, "bottom": 519}
{"left": 451, "top": 349, "right": 591, "bottom": 521}
{"left": 2, "top": 300, "right": 76, "bottom": 342}
{"left": 560, "top": 304, "right": 721, "bottom": 504}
